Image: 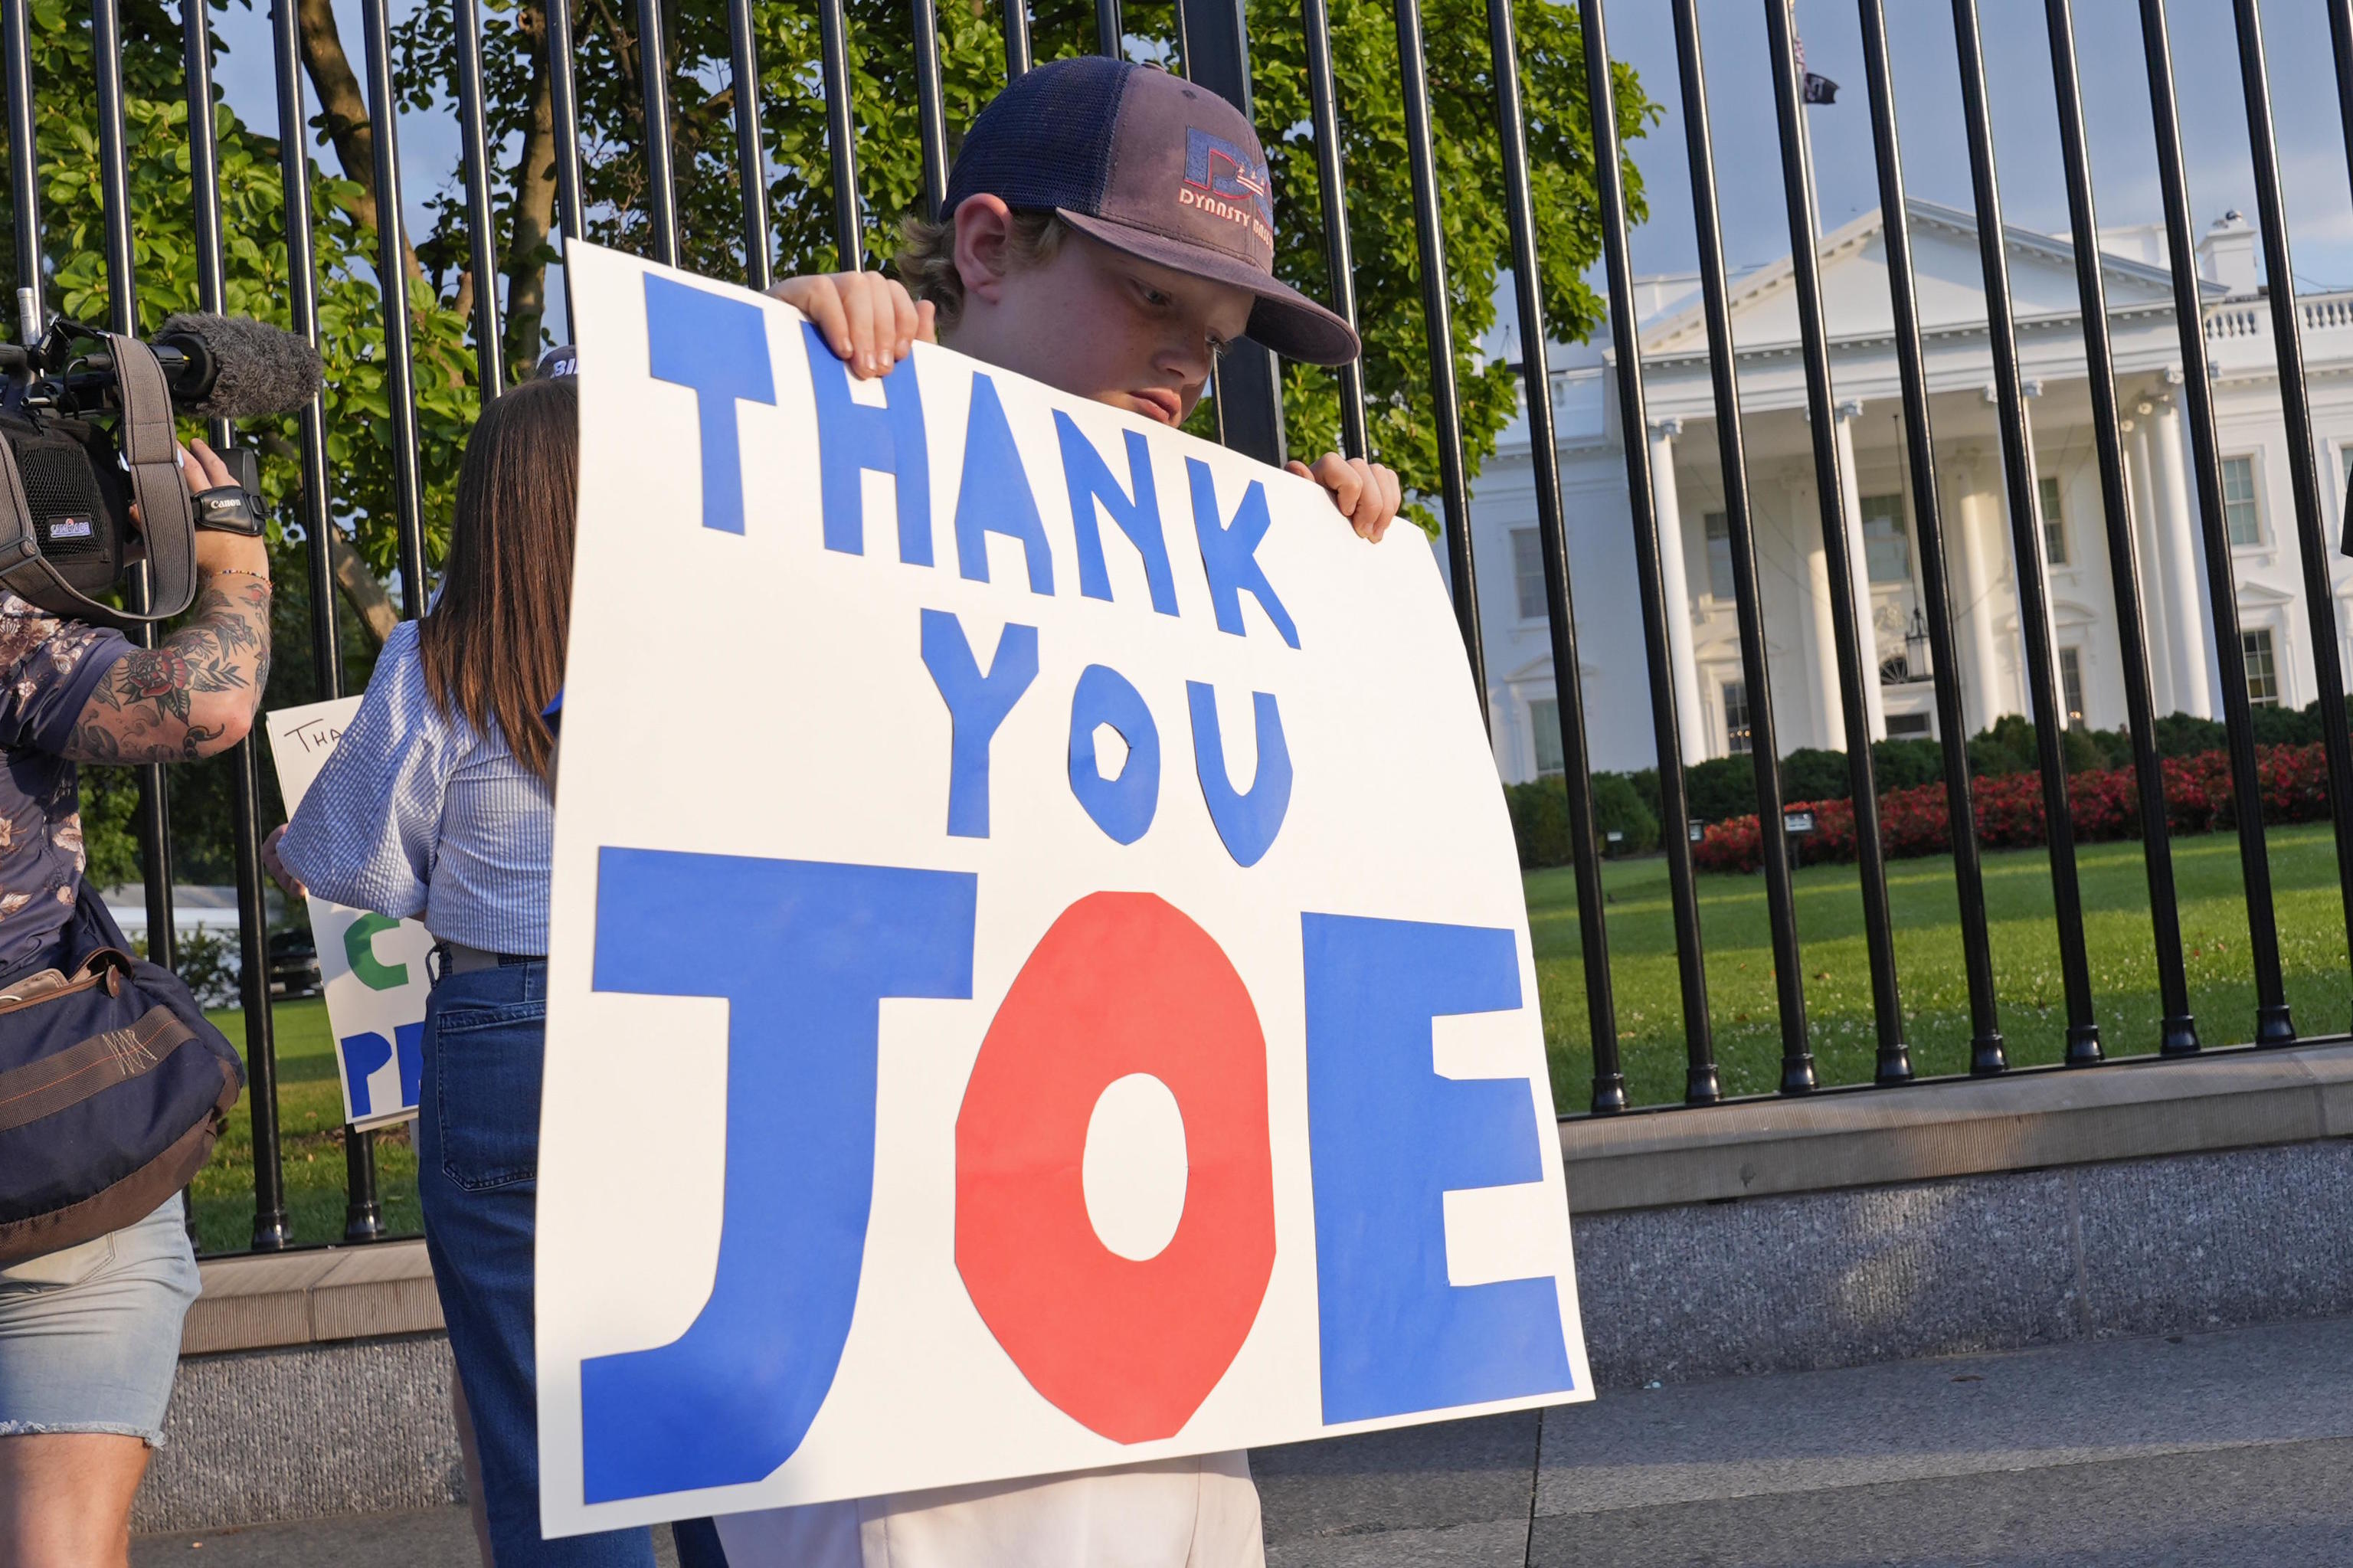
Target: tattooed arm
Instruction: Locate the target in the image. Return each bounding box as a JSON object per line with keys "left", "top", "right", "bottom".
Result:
{"left": 60, "top": 440, "right": 273, "bottom": 765}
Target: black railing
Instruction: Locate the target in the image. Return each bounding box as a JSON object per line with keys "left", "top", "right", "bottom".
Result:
{"left": 7, "top": 0, "right": 2353, "bottom": 1259}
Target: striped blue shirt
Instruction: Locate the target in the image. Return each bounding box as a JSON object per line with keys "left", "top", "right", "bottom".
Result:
{"left": 279, "top": 620, "right": 553, "bottom": 955}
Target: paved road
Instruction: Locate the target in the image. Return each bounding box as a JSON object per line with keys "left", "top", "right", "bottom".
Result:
{"left": 135, "top": 1315, "right": 2353, "bottom": 1566}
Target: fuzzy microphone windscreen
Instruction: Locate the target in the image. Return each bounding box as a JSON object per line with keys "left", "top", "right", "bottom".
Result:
{"left": 155, "top": 313, "right": 324, "bottom": 419}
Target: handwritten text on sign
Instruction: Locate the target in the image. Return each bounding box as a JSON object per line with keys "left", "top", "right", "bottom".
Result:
{"left": 265, "top": 698, "right": 434, "bottom": 1129}
{"left": 534, "top": 243, "right": 1589, "bottom": 1534}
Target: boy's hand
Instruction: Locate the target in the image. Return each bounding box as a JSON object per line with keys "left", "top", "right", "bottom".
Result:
{"left": 767, "top": 271, "right": 935, "bottom": 380}
{"left": 1288, "top": 453, "right": 1401, "bottom": 543}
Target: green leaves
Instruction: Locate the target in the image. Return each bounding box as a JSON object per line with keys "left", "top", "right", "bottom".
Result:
{"left": 4, "top": 0, "right": 482, "bottom": 591}
{"left": 9, "top": 0, "right": 1648, "bottom": 600}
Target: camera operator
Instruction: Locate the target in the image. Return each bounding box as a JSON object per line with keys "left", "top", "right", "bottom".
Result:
{"left": 0, "top": 436, "right": 269, "bottom": 1568}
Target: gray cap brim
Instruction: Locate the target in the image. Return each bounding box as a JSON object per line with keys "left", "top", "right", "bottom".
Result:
{"left": 1057, "top": 208, "right": 1363, "bottom": 367}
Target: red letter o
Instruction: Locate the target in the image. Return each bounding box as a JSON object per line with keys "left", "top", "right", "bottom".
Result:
{"left": 955, "top": 892, "right": 1276, "bottom": 1443}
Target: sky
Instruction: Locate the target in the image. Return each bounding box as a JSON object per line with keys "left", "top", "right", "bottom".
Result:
{"left": 189, "top": 0, "right": 2353, "bottom": 349}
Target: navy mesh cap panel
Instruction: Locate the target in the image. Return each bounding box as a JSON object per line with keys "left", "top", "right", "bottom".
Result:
{"left": 944, "top": 56, "right": 1131, "bottom": 216}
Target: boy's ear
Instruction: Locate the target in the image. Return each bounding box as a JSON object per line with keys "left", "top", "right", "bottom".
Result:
{"left": 952, "top": 195, "right": 1017, "bottom": 305}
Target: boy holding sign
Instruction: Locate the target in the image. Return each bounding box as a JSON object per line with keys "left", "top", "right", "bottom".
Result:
{"left": 732, "top": 54, "right": 1402, "bottom": 1568}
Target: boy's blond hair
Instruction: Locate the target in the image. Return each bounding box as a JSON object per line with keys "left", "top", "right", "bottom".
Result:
{"left": 895, "top": 208, "right": 1070, "bottom": 333}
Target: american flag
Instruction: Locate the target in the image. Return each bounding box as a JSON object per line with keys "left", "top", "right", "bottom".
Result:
{"left": 1793, "top": 14, "right": 1840, "bottom": 104}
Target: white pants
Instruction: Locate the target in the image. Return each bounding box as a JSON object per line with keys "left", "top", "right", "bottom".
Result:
{"left": 712, "top": 1451, "right": 1265, "bottom": 1568}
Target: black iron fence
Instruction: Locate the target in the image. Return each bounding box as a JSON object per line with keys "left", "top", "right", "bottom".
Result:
{"left": 5, "top": 0, "right": 2353, "bottom": 1256}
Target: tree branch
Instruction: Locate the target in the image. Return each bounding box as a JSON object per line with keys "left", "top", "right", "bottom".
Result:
{"left": 329, "top": 533, "right": 401, "bottom": 647}
{"left": 295, "top": 0, "right": 425, "bottom": 280}
{"left": 502, "top": 2, "right": 561, "bottom": 382}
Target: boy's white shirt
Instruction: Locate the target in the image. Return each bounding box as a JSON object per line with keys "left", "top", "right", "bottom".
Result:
{"left": 713, "top": 1451, "right": 1265, "bottom": 1567}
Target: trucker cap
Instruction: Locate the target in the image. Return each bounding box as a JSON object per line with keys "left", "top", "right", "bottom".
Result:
{"left": 943, "top": 57, "right": 1361, "bottom": 366}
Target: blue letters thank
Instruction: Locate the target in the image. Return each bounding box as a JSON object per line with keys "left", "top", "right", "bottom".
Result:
{"left": 644, "top": 275, "right": 776, "bottom": 535}
{"left": 1055, "top": 412, "right": 1176, "bottom": 615}
{"left": 805, "top": 321, "right": 932, "bottom": 564}
{"left": 1187, "top": 459, "right": 1298, "bottom": 649}
{"left": 954, "top": 374, "right": 1055, "bottom": 594}
{"left": 1301, "top": 913, "right": 1574, "bottom": 1424}
{"left": 580, "top": 848, "right": 977, "bottom": 1502}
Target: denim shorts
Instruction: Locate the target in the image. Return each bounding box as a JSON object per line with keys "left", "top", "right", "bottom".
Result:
{"left": 0, "top": 1196, "right": 201, "bottom": 1446}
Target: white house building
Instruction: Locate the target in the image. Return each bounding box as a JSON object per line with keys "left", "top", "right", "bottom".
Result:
{"left": 1469, "top": 199, "right": 2353, "bottom": 784}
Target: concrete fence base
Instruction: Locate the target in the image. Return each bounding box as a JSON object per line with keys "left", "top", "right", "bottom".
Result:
{"left": 133, "top": 1043, "right": 2353, "bottom": 1533}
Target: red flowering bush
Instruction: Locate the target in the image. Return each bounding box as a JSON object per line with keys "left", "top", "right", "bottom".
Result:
{"left": 1685, "top": 741, "right": 2338, "bottom": 874}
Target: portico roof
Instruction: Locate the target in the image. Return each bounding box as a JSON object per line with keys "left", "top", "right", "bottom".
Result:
{"left": 1634, "top": 198, "right": 2221, "bottom": 360}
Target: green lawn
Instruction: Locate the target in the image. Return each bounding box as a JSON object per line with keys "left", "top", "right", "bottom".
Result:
{"left": 178, "top": 822, "right": 2353, "bottom": 1252}
{"left": 191, "top": 996, "right": 421, "bottom": 1255}
{"left": 1530, "top": 819, "right": 2353, "bottom": 1112}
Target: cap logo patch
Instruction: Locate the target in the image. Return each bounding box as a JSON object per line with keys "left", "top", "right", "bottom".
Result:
{"left": 1180, "top": 129, "right": 1274, "bottom": 247}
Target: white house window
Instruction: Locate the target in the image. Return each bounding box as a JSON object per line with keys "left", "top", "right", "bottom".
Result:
{"left": 1860, "top": 494, "right": 1910, "bottom": 584}
{"left": 2039, "top": 475, "right": 2067, "bottom": 567}
{"left": 2059, "top": 645, "right": 2086, "bottom": 730}
{"left": 1704, "top": 511, "right": 1736, "bottom": 601}
{"left": 1530, "top": 697, "right": 1564, "bottom": 776}
{"left": 2243, "top": 629, "right": 2281, "bottom": 706}
{"left": 1723, "top": 679, "right": 1752, "bottom": 755}
{"left": 2224, "top": 456, "right": 2263, "bottom": 546}
{"left": 1886, "top": 712, "right": 1933, "bottom": 738}
{"left": 1510, "top": 529, "right": 1546, "bottom": 621}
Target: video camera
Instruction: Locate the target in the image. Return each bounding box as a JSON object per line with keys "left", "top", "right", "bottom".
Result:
{"left": 0, "top": 290, "right": 322, "bottom": 629}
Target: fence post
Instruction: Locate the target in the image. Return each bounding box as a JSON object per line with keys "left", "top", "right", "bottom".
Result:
{"left": 1180, "top": 0, "right": 1287, "bottom": 470}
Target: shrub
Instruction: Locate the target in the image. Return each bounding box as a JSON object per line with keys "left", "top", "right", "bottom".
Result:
{"left": 2079, "top": 725, "right": 2135, "bottom": 771}
{"left": 1970, "top": 714, "right": 2037, "bottom": 777}
{"left": 1684, "top": 755, "right": 1757, "bottom": 824}
{"left": 1504, "top": 777, "right": 1570, "bottom": 869}
{"left": 1683, "top": 738, "right": 2338, "bottom": 873}
{"left": 2153, "top": 712, "right": 2227, "bottom": 758}
{"left": 1625, "top": 766, "right": 1661, "bottom": 821}
{"left": 2062, "top": 726, "right": 2108, "bottom": 775}
{"left": 1592, "top": 773, "right": 1660, "bottom": 854}
{"left": 1779, "top": 747, "right": 1851, "bottom": 804}
{"left": 1869, "top": 737, "right": 1945, "bottom": 792}
{"left": 1507, "top": 772, "right": 1660, "bottom": 864}
{"left": 2250, "top": 702, "right": 2315, "bottom": 747}
{"left": 2300, "top": 692, "right": 2353, "bottom": 745}
{"left": 129, "top": 925, "right": 240, "bottom": 1010}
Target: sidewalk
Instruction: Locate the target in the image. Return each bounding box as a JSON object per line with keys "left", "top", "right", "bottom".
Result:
{"left": 134, "top": 1314, "right": 2353, "bottom": 1566}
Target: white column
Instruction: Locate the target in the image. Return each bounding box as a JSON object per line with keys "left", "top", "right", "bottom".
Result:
{"left": 1952, "top": 451, "right": 2008, "bottom": 735}
{"left": 2019, "top": 384, "right": 2070, "bottom": 728}
{"left": 2125, "top": 411, "right": 2174, "bottom": 718}
{"left": 1648, "top": 420, "right": 1710, "bottom": 764}
{"left": 2149, "top": 385, "right": 2215, "bottom": 719}
{"left": 1833, "top": 399, "right": 1887, "bottom": 743}
{"left": 1805, "top": 501, "right": 1847, "bottom": 754}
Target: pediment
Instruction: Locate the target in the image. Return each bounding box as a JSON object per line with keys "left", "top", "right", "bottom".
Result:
{"left": 1640, "top": 198, "right": 2207, "bottom": 358}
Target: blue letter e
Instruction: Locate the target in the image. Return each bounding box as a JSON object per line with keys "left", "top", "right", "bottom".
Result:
{"left": 646, "top": 275, "right": 777, "bottom": 535}
{"left": 580, "top": 848, "right": 977, "bottom": 1502}
{"left": 1301, "top": 913, "right": 1573, "bottom": 1425}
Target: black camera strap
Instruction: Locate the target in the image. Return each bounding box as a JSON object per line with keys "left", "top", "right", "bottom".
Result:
{"left": 108, "top": 334, "right": 197, "bottom": 618}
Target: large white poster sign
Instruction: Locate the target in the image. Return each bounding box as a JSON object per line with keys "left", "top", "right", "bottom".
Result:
{"left": 536, "top": 241, "right": 1589, "bottom": 1534}
{"left": 265, "top": 697, "right": 433, "bottom": 1128}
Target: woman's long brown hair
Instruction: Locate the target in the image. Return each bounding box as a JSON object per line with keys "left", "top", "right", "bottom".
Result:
{"left": 417, "top": 375, "right": 578, "bottom": 787}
